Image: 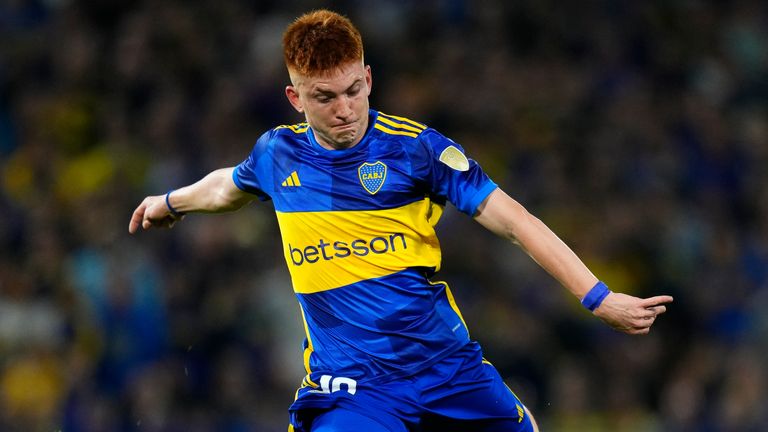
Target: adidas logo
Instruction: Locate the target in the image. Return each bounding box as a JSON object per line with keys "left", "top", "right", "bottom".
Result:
{"left": 281, "top": 171, "right": 301, "bottom": 187}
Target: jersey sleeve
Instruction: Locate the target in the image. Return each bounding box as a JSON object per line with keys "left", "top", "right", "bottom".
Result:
{"left": 413, "top": 129, "right": 498, "bottom": 216}
{"left": 232, "top": 131, "right": 273, "bottom": 201}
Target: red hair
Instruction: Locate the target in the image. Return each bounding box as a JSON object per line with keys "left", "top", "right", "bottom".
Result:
{"left": 282, "top": 10, "right": 363, "bottom": 77}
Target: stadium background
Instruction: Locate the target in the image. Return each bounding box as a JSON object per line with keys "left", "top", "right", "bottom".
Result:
{"left": 1, "top": 0, "right": 766, "bottom": 430}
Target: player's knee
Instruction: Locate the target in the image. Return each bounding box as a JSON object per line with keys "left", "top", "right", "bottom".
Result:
{"left": 525, "top": 406, "right": 540, "bottom": 432}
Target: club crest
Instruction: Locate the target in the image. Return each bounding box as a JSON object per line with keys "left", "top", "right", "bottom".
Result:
{"left": 358, "top": 161, "right": 387, "bottom": 195}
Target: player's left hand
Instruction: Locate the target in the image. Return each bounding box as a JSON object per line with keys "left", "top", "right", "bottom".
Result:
{"left": 593, "top": 293, "right": 673, "bottom": 335}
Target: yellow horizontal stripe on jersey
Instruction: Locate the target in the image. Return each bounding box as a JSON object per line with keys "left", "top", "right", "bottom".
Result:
{"left": 276, "top": 198, "right": 444, "bottom": 293}
{"left": 374, "top": 123, "right": 419, "bottom": 138}
{"left": 376, "top": 115, "right": 425, "bottom": 134}
{"left": 378, "top": 112, "right": 426, "bottom": 130}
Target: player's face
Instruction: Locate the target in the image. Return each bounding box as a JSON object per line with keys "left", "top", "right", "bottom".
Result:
{"left": 286, "top": 61, "right": 372, "bottom": 150}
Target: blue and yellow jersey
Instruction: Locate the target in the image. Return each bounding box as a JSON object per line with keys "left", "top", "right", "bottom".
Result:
{"left": 233, "top": 110, "right": 497, "bottom": 389}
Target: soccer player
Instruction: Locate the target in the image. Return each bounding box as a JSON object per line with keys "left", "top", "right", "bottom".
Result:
{"left": 129, "top": 10, "right": 672, "bottom": 432}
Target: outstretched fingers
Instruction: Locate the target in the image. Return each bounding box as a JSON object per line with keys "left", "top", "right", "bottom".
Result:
{"left": 630, "top": 309, "right": 656, "bottom": 329}
{"left": 129, "top": 203, "right": 147, "bottom": 234}
{"left": 596, "top": 292, "right": 673, "bottom": 335}
{"left": 640, "top": 296, "right": 673, "bottom": 321}
{"left": 619, "top": 297, "right": 671, "bottom": 334}
{"left": 639, "top": 295, "right": 674, "bottom": 308}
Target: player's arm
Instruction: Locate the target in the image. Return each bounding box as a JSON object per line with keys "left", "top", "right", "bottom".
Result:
{"left": 474, "top": 188, "right": 673, "bottom": 335}
{"left": 128, "top": 167, "right": 252, "bottom": 234}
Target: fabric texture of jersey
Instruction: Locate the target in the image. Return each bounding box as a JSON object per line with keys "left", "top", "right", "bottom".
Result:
{"left": 233, "top": 110, "right": 498, "bottom": 403}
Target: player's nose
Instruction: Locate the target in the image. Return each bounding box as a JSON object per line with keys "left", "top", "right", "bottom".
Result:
{"left": 334, "top": 95, "right": 354, "bottom": 120}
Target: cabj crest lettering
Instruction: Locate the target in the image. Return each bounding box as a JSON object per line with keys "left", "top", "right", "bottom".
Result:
{"left": 358, "top": 161, "right": 387, "bottom": 195}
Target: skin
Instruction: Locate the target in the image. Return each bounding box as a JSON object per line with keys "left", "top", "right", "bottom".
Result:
{"left": 285, "top": 61, "right": 373, "bottom": 150}
{"left": 474, "top": 188, "right": 672, "bottom": 335}
{"left": 130, "top": 59, "right": 673, "bottom": 432}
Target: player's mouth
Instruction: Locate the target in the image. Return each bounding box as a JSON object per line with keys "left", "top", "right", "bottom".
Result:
{"left": 334, "top": 121, "right": 357, "bottom": 130}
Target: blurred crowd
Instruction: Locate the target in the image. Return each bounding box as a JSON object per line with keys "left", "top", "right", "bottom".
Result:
{"left": 1, "top": 0, "right": 767, "bottom": 431}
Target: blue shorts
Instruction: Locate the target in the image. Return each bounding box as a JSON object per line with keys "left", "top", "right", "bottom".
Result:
{"left": 289, "top": 342, "right": 533, "bottom": 432}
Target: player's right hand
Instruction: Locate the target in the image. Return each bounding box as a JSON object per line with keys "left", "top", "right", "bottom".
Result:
{"left": 128, "top": 195, "right": 184, "bottom": 234}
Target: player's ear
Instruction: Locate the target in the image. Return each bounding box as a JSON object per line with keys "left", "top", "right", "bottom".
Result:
{"left": 285, "top": 85, "right": 304, "bottom": 113}
{"left": 364, "top": 65, "right": 372, "bottom": 96}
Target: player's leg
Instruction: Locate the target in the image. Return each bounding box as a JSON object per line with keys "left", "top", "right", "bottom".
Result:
{"left": 311, "top": 407, "right": 406, "bottom": 432}
{"left": 418, "top": 344, "right": 535, "bottom": 431}
{"left": 525, "top": 406, "right": 540, "bottom": 432}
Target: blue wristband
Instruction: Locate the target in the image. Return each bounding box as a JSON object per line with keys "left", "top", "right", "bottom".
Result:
{"left": 165, "top": 190, "right": 185, "bottom": 218}
{"left": 581, "top": 281, "right": 611, "bottom": 312}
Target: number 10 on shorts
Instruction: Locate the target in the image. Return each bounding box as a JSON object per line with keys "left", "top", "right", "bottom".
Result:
{"left": 308, "top": 375, "right": 358, "bottom": 395}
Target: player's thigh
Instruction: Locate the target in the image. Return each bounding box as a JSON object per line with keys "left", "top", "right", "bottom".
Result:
{"left": 311, "top": 407, "right": 405, "bottom": 432}
{"left": 420, "top": 350, "right": 535, "bottom": 430}
{"left": 525, "top": 406, "right": 540, "bottom": 432}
